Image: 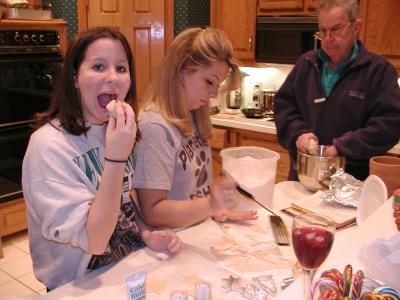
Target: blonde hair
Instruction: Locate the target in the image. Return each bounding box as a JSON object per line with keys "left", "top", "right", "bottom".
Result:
{"left": 141, "top": 27, "right": 240, "bottom": 140}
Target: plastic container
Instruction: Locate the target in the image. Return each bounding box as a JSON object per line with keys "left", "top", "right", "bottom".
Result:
{"left": 220, "top": 146, "right": 280, "bottom": 207}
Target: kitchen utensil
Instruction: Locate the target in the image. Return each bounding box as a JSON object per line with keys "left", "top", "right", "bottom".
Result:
{"left": 292, "top": 212, "right": 335, "bottom": 300}
{"left": 4, "top": 7, "right": 52, "bottom": 20}
{"left": 282, "top": 203, "right": 357, "bottom": 230}
{"left": 297, "top": 146, "right": 345, "bottom": 191}
{"left": 241, "top": 107, "right": 268, "bottom": 118}
{"left": 226, "top": 90, "right": 242, "bottom": 109}
{"left": 261, "top": 88, "right": 275, "bottom": 115}
{"left": 222, "top": 70, "right": 248, "bottom": 114}
{"left": 280, "top": 276, "right": 295, "bottom": 290}
{"left": 209, "top": 97, "right": 220, "bottom": 115}
{"left": 0, "top": 0, "right": 28, "bottom": 8}
{"left": 237, "top": 186, "right": 290, "bottom": 246}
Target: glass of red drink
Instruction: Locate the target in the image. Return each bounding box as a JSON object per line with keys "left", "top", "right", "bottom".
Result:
{"left": 292, "top": 212, "right": 335, "bottom": 300}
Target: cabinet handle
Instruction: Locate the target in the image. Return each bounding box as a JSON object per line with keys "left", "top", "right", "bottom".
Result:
{"left": 248, "top": 35, "right": 252, "bottom": 50}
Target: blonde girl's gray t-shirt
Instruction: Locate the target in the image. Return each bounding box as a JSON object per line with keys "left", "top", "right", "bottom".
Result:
{"left": 133, "top": 111, "right": 212, "bottom": 200}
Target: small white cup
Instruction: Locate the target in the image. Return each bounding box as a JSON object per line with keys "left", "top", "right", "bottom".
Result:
{"left": 170, "top": 290, "right": 189, "bottom": 300}
{"left": 124, "top": 269, "right": 146, "bottom": 300}
{"left": 195, "top": 281, "right": 211, "bottom": 300}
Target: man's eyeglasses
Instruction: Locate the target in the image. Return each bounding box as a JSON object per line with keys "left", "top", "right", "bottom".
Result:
{"left": 319, "top": 22, "right": 353, "bottom": 38}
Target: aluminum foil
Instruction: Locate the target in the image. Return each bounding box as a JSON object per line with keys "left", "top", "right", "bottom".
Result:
{"left": 321, "top": 168, "right": 363, "bottom": 207}
{"left": 222, "top": 275, "right": 270, "bottom": 299}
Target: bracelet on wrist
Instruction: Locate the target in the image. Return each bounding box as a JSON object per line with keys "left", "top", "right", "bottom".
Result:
{"left": 104, "top": 157, "right": 128, "bottom": 164}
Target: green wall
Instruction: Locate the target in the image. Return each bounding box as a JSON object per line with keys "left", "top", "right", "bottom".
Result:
{"left": 174, "top": 0, "right": 210, "bottom": 36}
{"left": 43, "top": 0, "right": 78, "bottom": 42}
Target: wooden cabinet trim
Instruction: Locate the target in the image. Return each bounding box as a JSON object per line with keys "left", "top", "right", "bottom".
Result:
{"left": 258, "top": 0, "right": 304, "bottom": 11}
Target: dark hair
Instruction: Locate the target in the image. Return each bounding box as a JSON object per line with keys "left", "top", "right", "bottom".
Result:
{"left": 36, "top": 26, "right": 137, "bottom": 135}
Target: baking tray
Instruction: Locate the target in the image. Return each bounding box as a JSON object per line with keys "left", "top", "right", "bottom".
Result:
{"left": 4, "top": 7, "right": 52, "bottom": 20}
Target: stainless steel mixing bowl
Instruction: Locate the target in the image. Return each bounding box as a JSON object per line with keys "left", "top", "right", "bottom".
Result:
{"left": 297, "top": 146, "right": 346, "bottom": 191}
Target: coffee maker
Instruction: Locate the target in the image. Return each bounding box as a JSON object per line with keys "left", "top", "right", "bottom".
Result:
{"left": 221, "top": 71, "right": 248, "bottom": 114}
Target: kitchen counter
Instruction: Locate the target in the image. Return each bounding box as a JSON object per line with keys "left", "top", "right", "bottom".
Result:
{"left": 5, "top": 182, "right": 397, "bottom": 299}
{"left": 210, "top": 113, "right": 400, "bottom": 155}
{"left": 211, "top": 112, "right": 276, "bottom": 134}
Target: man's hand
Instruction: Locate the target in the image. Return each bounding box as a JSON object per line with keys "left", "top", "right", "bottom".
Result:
{"left": 296, "top": 133, "right": 318, "bottom": 154}
{"left": 323, "top": 145, "right": 338, "bottom": 157}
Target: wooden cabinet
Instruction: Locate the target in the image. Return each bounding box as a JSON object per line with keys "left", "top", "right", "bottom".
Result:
{"left": 305, "top": 0, "right": 318, "bottom": 11}
{"left": 0, "top": 198, "right": 27, "bottom": 257}
{"left": 0, "top": 198, "right": 27, "bottom": 237}
{"left": 210, "top": 126, "right": 290, "bottom": 183}
{"left": 210, "top": 0, "right": 257, "bottom": 62}
{"left": 359, "top": 0, "right": 400, "bottom": 71}
{"left": 257, "top": 0, "right": 318, "bottom": 15}
{"left": 28, "top": 0, "right": 42, "bottom": 6}
{"left": 258, "top": 0, "right": 304, "bottom": 11}
{"left": 209, "top": 128, "right": 229, "bottom": 178}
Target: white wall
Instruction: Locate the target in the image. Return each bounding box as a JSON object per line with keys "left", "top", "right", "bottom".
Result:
{"left": 240, "top": 64, "right": 293, "bottom": 107}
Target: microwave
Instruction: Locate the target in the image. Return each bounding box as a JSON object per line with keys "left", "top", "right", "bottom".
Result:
{"left": 255, "top": 16, "right": 320, "bottom": 64}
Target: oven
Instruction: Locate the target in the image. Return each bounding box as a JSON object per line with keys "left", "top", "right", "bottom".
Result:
{"left": 0, "top": 29, "right": 63, "bottom": 203}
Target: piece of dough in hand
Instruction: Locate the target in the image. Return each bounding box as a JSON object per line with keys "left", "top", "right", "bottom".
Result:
{"left": 106, "top": 100, "right": 117, "bottom": 118}
{"left": 307, "top": 139, "right": 319, "bottom": 156}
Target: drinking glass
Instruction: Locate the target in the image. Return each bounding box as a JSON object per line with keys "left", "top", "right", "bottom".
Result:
{"left": 292, "top": 212, "right": 335, "bottom": 300}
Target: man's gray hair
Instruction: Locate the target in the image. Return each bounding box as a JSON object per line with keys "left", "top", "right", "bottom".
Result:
{"left": 317, "top": 0, "right": 359, "bottom": 21}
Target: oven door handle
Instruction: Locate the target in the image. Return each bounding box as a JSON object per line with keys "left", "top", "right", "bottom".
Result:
{"left": 0, "top": 119, "right": 34, "bottom": 128}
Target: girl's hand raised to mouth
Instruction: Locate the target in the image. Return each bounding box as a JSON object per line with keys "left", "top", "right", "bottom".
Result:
{"left": 105, "top": 100, "right": 137, "bottom": 161}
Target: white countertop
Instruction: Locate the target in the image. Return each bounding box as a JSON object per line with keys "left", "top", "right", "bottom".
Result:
{"left": 210, "top": 113, "right": 400, "bottom": 155}
{"left": 211, "top": 112, "right": 277, "bottom": 134}
{"left": 5, "top": 182, "right": 398, "bottom": 300}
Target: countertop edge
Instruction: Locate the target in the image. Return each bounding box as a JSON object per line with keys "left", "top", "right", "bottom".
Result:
{"left": 210, "top": 113, "right": 400, "bottom": 155}
{"left": 210, "top": 114, "right": 276, "bottom": 135}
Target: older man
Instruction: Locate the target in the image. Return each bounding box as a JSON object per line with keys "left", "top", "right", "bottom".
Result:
{"left": 274, "top": 0, "right": 400, "bottom": 181}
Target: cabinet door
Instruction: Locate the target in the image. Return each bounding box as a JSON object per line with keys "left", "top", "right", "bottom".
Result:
{"left": 0, "top": 198, "right": 27, "bottom": 237}
{"left": 305, "top": 0, "right": 318, "bottom": 11}
{"left": 211, "top": 0, "right": 256, "bottom": 61}
{"left": 209, "top": 127, "right": 229, "bottom": 180}
{"left": 258, "top": 0, "right": 304, "bottom": 11}
{"left": 359, "top": 0, "right": 400, "bottom": 71}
